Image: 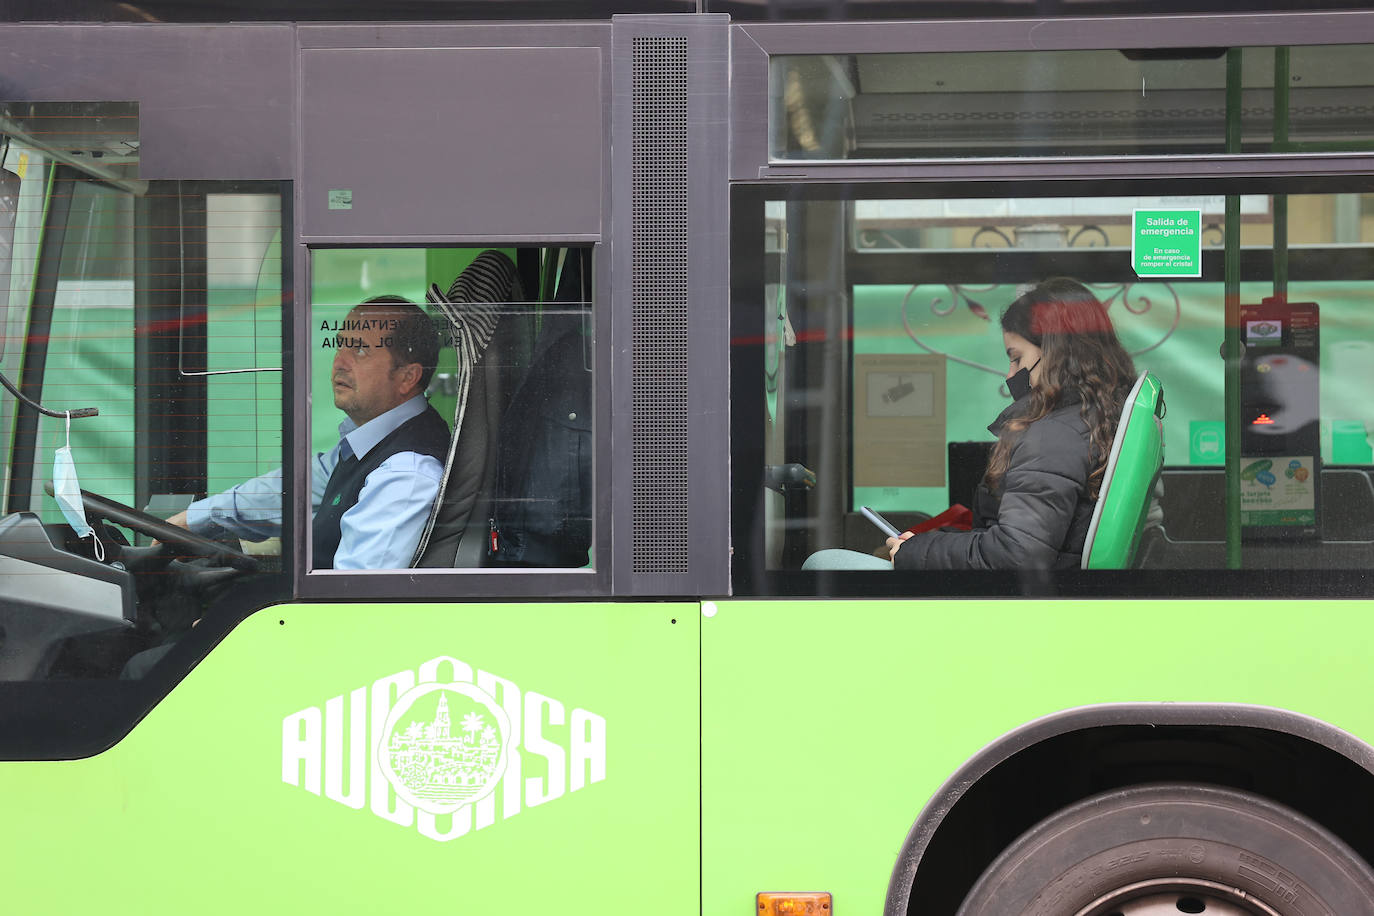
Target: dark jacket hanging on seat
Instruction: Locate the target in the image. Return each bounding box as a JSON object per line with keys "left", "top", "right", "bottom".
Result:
{"left": 488, "top": 250, "right": 593, "bottom": 568}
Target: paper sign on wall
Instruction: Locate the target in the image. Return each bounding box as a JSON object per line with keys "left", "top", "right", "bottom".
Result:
{"left": 852, "top": 354, "right": 946, "bottom": 488}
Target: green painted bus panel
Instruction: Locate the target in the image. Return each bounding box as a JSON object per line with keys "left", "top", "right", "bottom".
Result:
{"left": 1, "top": 601, "right": 698, "bottom": 915}
{"left": 702, "top": 598, "right": 1374, "bottom": 914}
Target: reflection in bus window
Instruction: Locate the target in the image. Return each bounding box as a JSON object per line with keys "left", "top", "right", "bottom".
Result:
{"left": 309, "top": 246, "right": 594, "bottom": 571}
{"left": 803, "top": 277, "right": 1140, "bottom": 571}
{"left": 771, "top": 45, "right": 1374, "bottom": 160}
{"left": 755, "top": 191, "right": 1374, "bottom": 577}
{"left": 194, "top": 296, "right": 447, "bottom": 571}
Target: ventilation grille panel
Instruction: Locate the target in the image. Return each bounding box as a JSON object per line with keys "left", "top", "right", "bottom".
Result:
{"left": 630, "top": 35, "right": 690, "bottom": 575}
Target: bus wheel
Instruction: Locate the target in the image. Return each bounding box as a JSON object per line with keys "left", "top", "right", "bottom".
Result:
{"left": 955, "top": 783, "right": 1374, "bottom": 915}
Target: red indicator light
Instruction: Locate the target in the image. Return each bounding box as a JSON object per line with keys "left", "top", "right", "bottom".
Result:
{"left": 1253, "top": 414, "right": 1275, "bottom": 425}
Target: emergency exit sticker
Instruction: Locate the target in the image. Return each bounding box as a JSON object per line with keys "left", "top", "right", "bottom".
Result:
{"left": 1132, "top": 209, "right": 1202, "bottom": 278}
{"left": 328, "top": 189, "right": 353, "bottom": 210}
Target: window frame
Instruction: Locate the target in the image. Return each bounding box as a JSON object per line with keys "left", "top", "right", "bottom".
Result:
{"left": 293, "top": 241, "right": 613, "bottom": 601}
{"left": 729, "top": 175, "right": 1374, "bottom": 599}
{"left": 729, "top": 10, "right": 1374, "bottom": 182}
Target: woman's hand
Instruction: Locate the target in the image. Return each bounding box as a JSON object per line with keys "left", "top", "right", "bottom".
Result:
{"left": 886, "top": 531, "right": 914, "bottom": 560}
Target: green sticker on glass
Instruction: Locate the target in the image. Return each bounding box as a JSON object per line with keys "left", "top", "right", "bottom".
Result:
{"left": 1132, "top": 209, "right": 1201, "bottom": 278}
{"left": 1188, "top": 420, "right": 1225, "bottom": 464}
{"left": 328, "top": 189, "right": 353, "bottom": 210}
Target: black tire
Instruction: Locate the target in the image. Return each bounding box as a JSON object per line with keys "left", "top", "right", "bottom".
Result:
{"left": 955, "top": 783, "right": 1374, "bottom": 916}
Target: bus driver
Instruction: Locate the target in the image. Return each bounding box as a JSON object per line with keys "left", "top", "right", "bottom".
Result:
{"left": 167, "top": 298, "right": 450, "bottom": 570}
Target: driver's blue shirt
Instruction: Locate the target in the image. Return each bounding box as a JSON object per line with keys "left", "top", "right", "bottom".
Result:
{"left": 185, "top": 395, "right": 445, "bottom": 569}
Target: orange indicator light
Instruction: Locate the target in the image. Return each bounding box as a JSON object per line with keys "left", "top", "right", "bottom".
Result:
{"left": 1252, "top": 414, "right": 1275, "bottom": 425}
{"left": 757, "top": 892, "right": 832, "bottom": 916}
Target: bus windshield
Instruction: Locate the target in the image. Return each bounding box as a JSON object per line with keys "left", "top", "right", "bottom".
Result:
{"left": 0, "top": 102, "right": 290, "bottom": 681}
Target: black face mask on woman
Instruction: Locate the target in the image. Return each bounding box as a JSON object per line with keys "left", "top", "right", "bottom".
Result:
{"left": 1007, "top": 358, "right": 1040, "bottom": 401}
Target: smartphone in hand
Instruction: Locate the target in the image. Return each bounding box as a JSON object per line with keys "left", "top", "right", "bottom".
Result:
{"left": 860, "top": 506, "right": 902, "bottom": 539}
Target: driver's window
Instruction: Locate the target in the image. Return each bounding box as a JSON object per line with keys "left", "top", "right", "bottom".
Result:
{"left": 0, "top": 103, "right": 287, "bottom": 683}
{"left": 306, "top": 246, "right": 593, "bottom": 574}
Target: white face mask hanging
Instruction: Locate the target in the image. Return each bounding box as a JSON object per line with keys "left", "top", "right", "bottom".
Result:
{"left": 52, "top": 413, "right": 103, "bottom": 562}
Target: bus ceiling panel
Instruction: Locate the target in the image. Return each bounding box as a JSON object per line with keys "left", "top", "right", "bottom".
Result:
{"left": 730, "top": 16, "right": 1374, "bottom": 177}
{"left": 296, "top": 22, "right": 611, "bottom": 49}
{"left": 0, "top": 25, "right": 293, "bottom": 181}
{"left": 299, "top": 47, "right": 604, "bottom": 242}
{"left": 763, "top": 45, "right": 1374, "bottom": 162}
{"left": 2, "top": 0, "right": 692, "bottom": 23}
{"left": 0, "top": 102, "right": 143, "bottom": 198}
{"left": 0, "top": 0, "right": 1354, "bottom": 22}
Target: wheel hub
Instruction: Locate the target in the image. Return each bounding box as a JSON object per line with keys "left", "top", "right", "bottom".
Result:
{"left": 1076, "top": 878, "right": 1282, "bottom": 916}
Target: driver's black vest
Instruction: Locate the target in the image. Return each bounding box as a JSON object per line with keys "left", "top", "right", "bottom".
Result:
{"left": 312, "top": 404, "right": 451, "bottom": 569}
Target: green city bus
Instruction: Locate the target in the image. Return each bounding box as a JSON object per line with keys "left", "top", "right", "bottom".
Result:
{"left": 5, "top": 3, "right": 1374, "bottom": 914}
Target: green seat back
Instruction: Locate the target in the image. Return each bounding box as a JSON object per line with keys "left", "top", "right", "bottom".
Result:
{"left": 1082, "top": 371, "right": 1165, "bottom": 570}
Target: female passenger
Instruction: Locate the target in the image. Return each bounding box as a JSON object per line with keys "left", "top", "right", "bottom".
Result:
{"left": 807, "top": 277, "right": 1137, "bottom": 571}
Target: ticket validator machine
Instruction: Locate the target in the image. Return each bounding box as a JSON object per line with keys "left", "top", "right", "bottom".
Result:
{"left": 1239, "top": 296, "right": 1320, "bottom": 540}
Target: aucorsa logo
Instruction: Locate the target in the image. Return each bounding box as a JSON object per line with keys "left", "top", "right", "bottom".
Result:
{"left": 380, "top": 681, "right": 511, "bottom": 813}
{"left": 281, "top": 655, "right": 606, "bottom": 842}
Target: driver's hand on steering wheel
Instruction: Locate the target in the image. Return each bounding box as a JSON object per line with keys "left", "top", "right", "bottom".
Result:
{"left": 153, "top": 510, "right": 192, "bottom": 548}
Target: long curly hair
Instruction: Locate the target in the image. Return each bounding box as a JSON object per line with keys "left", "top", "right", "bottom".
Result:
{"left": 983, "top": 278, "right": 1136, "bottom": 499}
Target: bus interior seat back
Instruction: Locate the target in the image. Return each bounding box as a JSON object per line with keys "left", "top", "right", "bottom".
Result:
{"left": 450, "top": 306, "right": 537, "bottom": 569}
{"left": 412, "top": 250, "right": 523, "bottom": 567}
{"left": 1081, "top": 370, "right": 1166, "bottom": 570}
{"left": 487, "top": 248, "right": 593, "bottom": 569}
{"left": 948, "top": 440, "right": 994, "bottom": 508}
{"left": 1144, "top": 467, "right": 1374, "bottom": 555}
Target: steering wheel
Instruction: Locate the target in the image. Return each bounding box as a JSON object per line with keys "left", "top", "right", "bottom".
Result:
{"left": 48, "top": 484, "right": 260, "bottom": 571}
